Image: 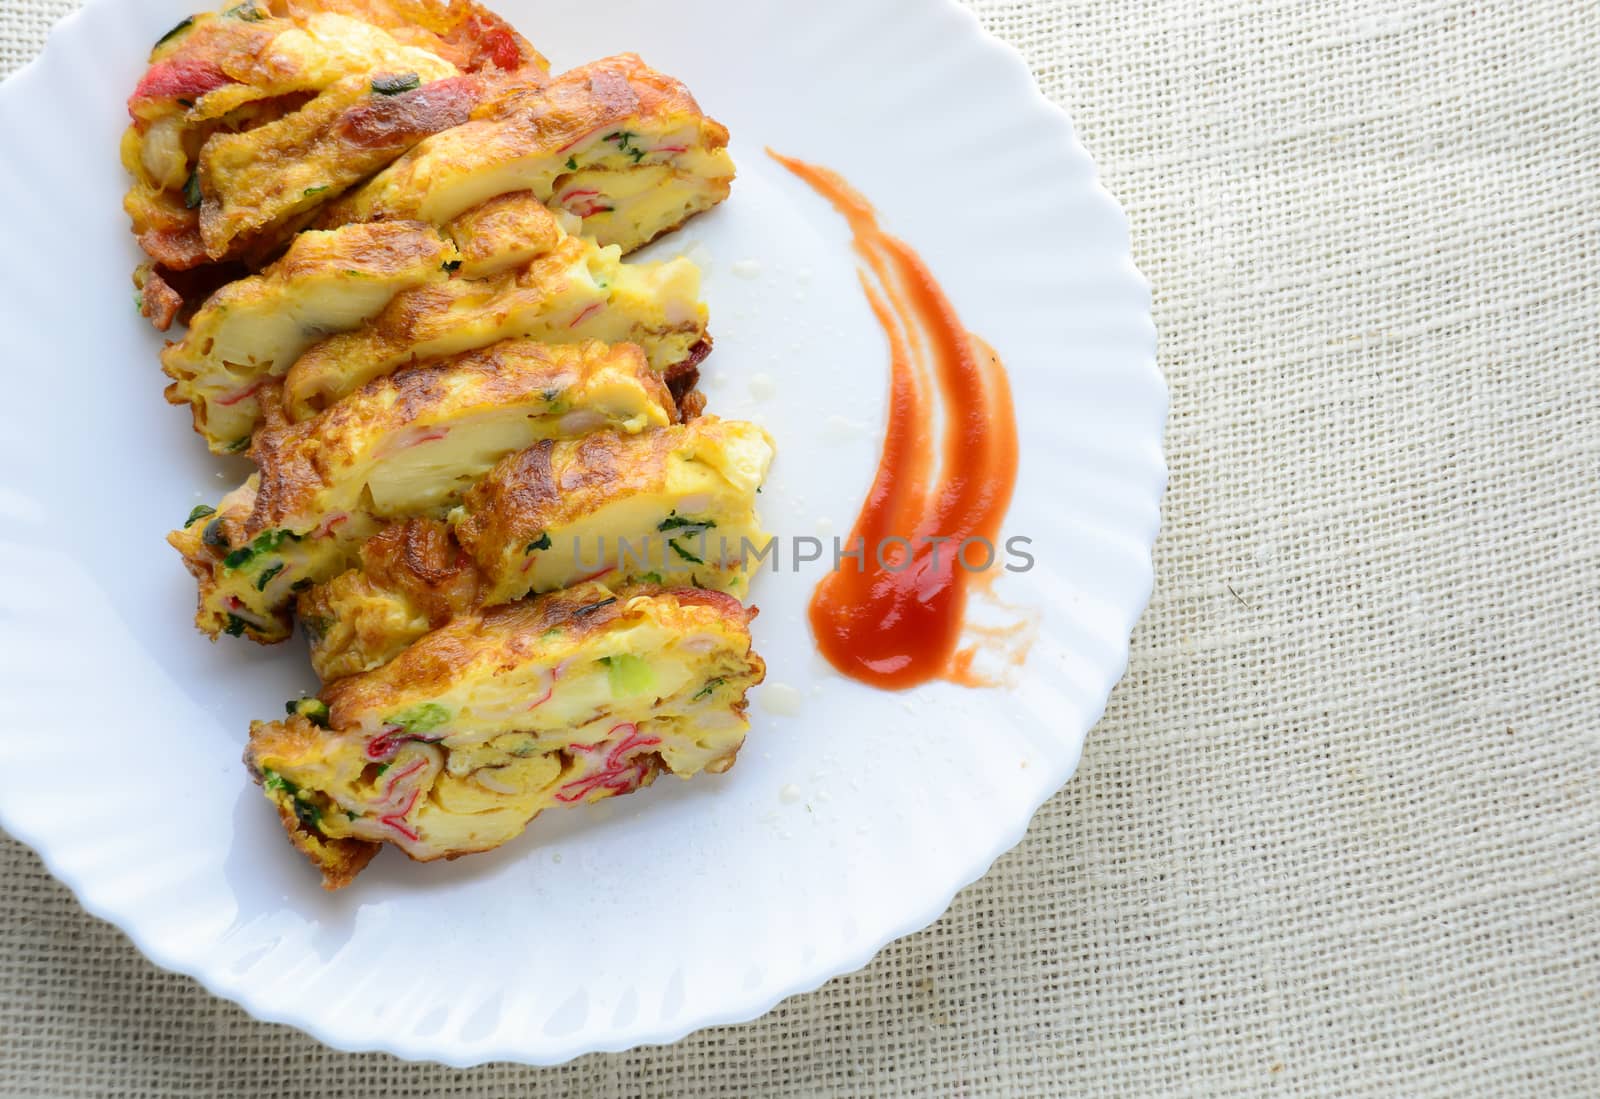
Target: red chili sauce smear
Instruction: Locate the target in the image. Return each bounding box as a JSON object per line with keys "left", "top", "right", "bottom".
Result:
{"left": 769, "top": 151, "right": 1020, "bottom": 690}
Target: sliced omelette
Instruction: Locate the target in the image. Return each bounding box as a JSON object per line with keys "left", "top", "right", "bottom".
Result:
{"left": 123, "top": 0, "right": 546, "bottom": 323}
{"left": 169, "top": 339, "right": 675, "bottom": 642}
{"left": 452, "top": 416, "right": 773, "bottom": 603}
{"left": 282, "top": 193, "right": 710, "bottom": 420}
{"left": 246, "top": 583, "right": 765, "bottom": 888}
{"left": 161, "top": 220, "right": 458, "bottom": 454}
{"left": 163, "top": 192, "right": 707, "bottom": 452}
{"left": 126, "top": 1, "right": 775, "bottom": 897}
{"left": 301, "top": 416, "right": 774, "bottom": 679}
{"left": 169, "top": 478, "right": 384, "bottom": 643}
{"left": 318, "top": 53, "right": 734, "bottom": 253}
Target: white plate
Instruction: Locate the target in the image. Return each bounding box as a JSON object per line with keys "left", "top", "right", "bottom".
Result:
{"left": 0, "top": 0, "right": 1163, "bottom": 1066}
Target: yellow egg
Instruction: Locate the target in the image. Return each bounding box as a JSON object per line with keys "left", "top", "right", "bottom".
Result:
{"left": 247, "top": 583, "right": 765, "bottom": 887}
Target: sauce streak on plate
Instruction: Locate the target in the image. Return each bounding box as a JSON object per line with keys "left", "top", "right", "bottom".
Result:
{"left": 769, "top": 151, "right": 1020, "bottom": 690}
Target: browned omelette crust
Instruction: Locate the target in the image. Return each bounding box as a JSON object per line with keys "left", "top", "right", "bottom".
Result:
{"left": 317, "top": 52, "right": 732, "bottom": 234}
{"left": 122, "top": 0, "right": 547, "bottom": 313}
{"left": 161, "top": 219, "right": 454, "bottom": 443}
{"left": 249, "top": 584, "right": 763, "bottom": 884}
{"left": 134, "top": 266, "right": 187, "bottom": 330}
{"left": 297, "top": 518, "right": 482, "bottom": 679}
{"left": 300, "top": 415, "right": 769, "bottom": 677}
{"left": 194, "top": 75, "right": 483, "bottom": 262}
{"left": 454, "top": 429, "right": 676, "bottom": 565}
{"left": 246, "top": 217, "right": 447, "bottom": 283}
{"left": 280, "top": 216, "right": 711, "bottom": 420}
{"left": 245, "top": 718, "right": 381, "bottom": 889}
{"left": 445, "top": 189, "right": 568, "bottom": 276}
{"left": 280, "top": 235, "right": 587, "bottom": 419}
{"left": 336, "top": 519, "right": 479, "bottom": 627}
{"left": 244, "top": 339, "right": 676, "bottom": 537}
{"left": 321, "top": 581, "right": 759, "bottom": 729}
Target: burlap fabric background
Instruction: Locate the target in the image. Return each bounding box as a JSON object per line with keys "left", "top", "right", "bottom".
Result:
{"left": 3, "top": 1, "right": 1597, "bottom": 1094}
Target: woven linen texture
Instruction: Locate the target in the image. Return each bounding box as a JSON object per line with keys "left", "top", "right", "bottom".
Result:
{"left": 3, "top": 1, "right": 1598, "bottom": 1095}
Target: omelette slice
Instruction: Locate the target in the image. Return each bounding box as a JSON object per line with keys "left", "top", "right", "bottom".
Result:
{"left": 300, "top": 416, "right": 774, "bottom": 679}
{"left": 122, "top": 0, "right": 546, "bottom": 321}
{"left": 169, "top": 475, "right": 384, "bottom": 643}
{"left": 195, "top": 59, "right": 467, "bottom": 260}
{"left": 246, "top": 583, "right": 765, "bottom": 888}
{"left": 319, "top": 53, "right": 734, "bottom": 254}
{"left": 161, "top": 220, "right": 457, "bottom": 454}
{"left": 453, "top": 417, "right": 773, "bottom": 604}
{"left": 297, "top": 518, "right": 481, "bottom": 680}
{"left": 169, "top": 340, "right": 674, "bottom": 642}
{"left": 282, "top": 196, "right": 709, "bottom": 419}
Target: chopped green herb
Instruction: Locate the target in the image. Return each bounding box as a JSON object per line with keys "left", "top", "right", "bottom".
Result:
{"left": 442, "top": 258, "right": 462, "bottom": 272}
{"left": 565, "top": 156, "right": 579, "bottom": 171}
{"left": 223, "top": 3, "right": 265, "bottom": 20}
{"left": 255, "top": 562, "right": 285, "bottom": 591}
{"left": 287, "top": 698, "right": 331, "bottom": 728}
{"left": 290, "top": 578, "right": 314, "bottom": 593}
{"left": 540, "top": 627, "right": 564, "bottom": 639}
{"left": 292, "top": 798, "right": 322, "bottom": 831}
{"left": 262, "top": 768, "right": 290, "bottom": 795}
{"left": 371, "top": 72, "right": 421, "bottom": 95}
{"left": 387, "top": 702, "right": 451, "bottom": 734}
{"left": 604, "top": 131, "right": 646, "bottom": 163}
{"left": 692, "top": 677, "right": 724, "bottom": 701}
{"left": 302, "top": 184, "right": 330, "bottom": 197}
{"left": 182, "top": 170, "right": 202, "bottom": 210}
{"left": 224, "top": 435, "right": 252, "bottom": 454}
{"left": 637, "top": 572, "right": 663, "bottom": 585}
{"left": 267, "top": 529, "right": 298, "bottom": 550}
{"left": 346, "top": 811, "right": 361, "bottom": 821}
{"left": 153, "top": 15, "right": 193, "bottom": 48}
{"left": 223, "top": 614, "right": 249, "bottom": 638}
{"left": 659, "top": 513, "right": 716, "bottom": 533}
{"left": 223, "top": 528, "right": 299, "bottom": 571}
{"left": 133, "top": 291, "right": 144, "bottom": 313}
{"left": 202, "top": 518, "right": 228, "bottom": 549}
{"left": 185, "top": 504, "right": 216, "bottom": 527}
{"left": 374, "top": 762, "right": 390, "bottom": 777}
{"left": 573, "top": 596, "right": 617, "bottom": 618}
{"left": 690, "top": 575, "right": 706, "bottom": 589}
{"left": 541, "top": 387, "right": 563, "bottom": 402}
{"left": 176, "top": 98, "right": 194, "bottom": 109}
{"left": 524, "top": 532, "right": 552, "bottom": 554}
{"left": 669, "top": 538, "right": 704, "bottom": 565}
{"left": 602, "top": 652, "right": 656, "bottom": 697}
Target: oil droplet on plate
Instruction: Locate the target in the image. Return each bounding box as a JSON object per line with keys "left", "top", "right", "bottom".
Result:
{"left": 748, "top": 373, "right": 777, "bottom": 400}
{"left": 760, "top": 683, "right": 804, "bottom": 716}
